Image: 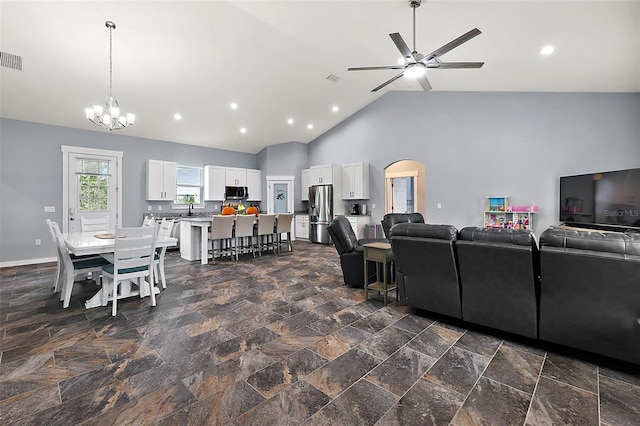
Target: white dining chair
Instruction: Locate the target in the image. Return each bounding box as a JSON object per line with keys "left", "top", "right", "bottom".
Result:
{"left": 50, "top": 220, "right": 110, "bottom": 308}
{"left": 80, "top": 216, "right": 109, "bottom": 232}
{"left": 234, "top": 214, "right": 256, "bottom": 259}
{"left": 100, "top": 225, "right": 158, "bottom": 316}
{"left": 142, "top": 216, "right": 155, "bottom": 227}
{"left": 255, "top": 214, "right": 277, "bottom": 255}
{"left": 275, "top": 213, "right": 294, "bottom": 253}
{"left": 154, "top": 218, "right": 173, "bottom": 288}
{"left": 208, "top": 215, "right": 235, "bottom": 264}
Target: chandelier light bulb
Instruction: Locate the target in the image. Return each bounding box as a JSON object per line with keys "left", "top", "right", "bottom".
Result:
{"left": 85, "top": 21, "right": 135, "bottom": 131}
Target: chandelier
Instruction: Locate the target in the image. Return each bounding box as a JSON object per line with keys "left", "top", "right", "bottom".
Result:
{"left": 85, "top": 21, "right": 135, "bottom": 131}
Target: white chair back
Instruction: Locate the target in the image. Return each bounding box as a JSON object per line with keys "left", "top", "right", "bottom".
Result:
{"left": 256, "top": 214, "right": 276, "bottom": 236}
{"left": 157, "top": 218, "right": 174, "bottom": 238}
{"left": 81, "top": 216, "right": 109, "bottom": 232}
{"left": 234, "top": 215, "right": 255, "bottom": 238}
{"left": 142, "top": 216, "right": 155, "bottom": 227}
{"left": 276, "top": 213, "right": 294, "bottom": 233}
{"left": 112, "top": 226, "right": 158, "bottom": 273}
{"left": 211, "top": 215, "right": 235, "bottom": 239}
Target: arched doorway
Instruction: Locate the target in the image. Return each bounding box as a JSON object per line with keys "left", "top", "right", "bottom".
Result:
{"left": 384, "top": 160, "right": 426, "bottom": 217}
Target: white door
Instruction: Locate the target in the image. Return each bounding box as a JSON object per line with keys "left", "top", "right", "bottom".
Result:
{"left": 266, "top": 175, "right": 295, "bottom": 237}
{"left": 62, "top": 146, "right": 122, "bottom": 233}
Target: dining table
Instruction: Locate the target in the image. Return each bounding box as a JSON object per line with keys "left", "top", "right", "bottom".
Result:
{"left": 62, "top": 230, "right": 177, "bottom": 309}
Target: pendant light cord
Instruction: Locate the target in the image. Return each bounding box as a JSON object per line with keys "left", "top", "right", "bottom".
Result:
{"left": 108, "top": 24, "right": 113, "bottom": 97}
{"left": 412, "top": 5, "right": 416, "bottom": 52}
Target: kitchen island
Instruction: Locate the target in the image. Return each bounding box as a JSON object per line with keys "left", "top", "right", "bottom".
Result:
{"left": 179, "top": 218, "right": 212, "bottom": 264}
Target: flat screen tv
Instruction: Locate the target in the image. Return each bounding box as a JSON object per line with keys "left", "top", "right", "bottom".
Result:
{"left": 559, "top": 167, "right": 640, "bottom": 231}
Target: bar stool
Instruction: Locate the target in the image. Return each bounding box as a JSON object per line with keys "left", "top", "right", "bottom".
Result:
{"left": 254, "top": 214, "right": 276, "bottom": 255}
{"left": 275, "top": 213, "right": 294, "bottom": 253}
{"left": 208, "top": 215, "right": 235, "bottom": 264}
{"left": 234, "top": 214, "right": 256, "bottom": 259}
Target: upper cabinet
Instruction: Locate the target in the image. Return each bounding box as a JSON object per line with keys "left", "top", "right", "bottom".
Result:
{"left": 342, "top": 162, "right": 369, "bottom": 200}
{"left": 226, "top": 167, "right": 247, "bottom": 186}
{"left": 310, "top": 164, "right": 342, "bottom": 186}
{"left": 204, "top": 166, "right": 261, "bottom": 201}
{"left": 246, "top": 168, "right": 262, "bottom": 201}
{"left": 301, "top": 168, "right": 310, "bottom": 201}
{"left": 146, "top": 160, "right": 177, "bottom": 201}
{"left": 204, "top": 165, "right": 226, "bottom": 201}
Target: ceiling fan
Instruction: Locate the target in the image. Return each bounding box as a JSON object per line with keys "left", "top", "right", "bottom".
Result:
{"left": 348, "top": 0, "right": 484, "bottom": 92}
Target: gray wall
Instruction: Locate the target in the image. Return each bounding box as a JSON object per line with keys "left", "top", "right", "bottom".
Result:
{"left": 309, "top": 92, "right": 640, "bottom": 234}
{"left": 2, "top": 91, "right": 639, "bottom": 264}
{"left": 256, "top": 141, "right": 308, "bottom": 212}
{"left": 0, "top": 118, "right": 256, "bottom": 263}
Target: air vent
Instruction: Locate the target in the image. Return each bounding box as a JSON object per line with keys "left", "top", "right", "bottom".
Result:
{"left": 1, "top": 51, "right": 23, "bottom": 71}
{"left": 326, "top": 74, "right": 340, "bottom": 83}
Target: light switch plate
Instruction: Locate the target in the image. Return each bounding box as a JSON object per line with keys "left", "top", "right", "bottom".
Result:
{"left": 147, "top": 205, "right": 152, "bottom": 211}
{"left": 437, "top": 203, "right": 442, "bottom": 209}
{"left": 158, "top": 206, "right": 162, "bottom": 211}
{"left": 44, "top": 206, "right": 55, "bottom": 213}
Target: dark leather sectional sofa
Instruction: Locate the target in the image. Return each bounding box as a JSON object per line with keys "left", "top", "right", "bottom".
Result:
{"left": 389, "top": 223, "right": 640, "bottom": 365}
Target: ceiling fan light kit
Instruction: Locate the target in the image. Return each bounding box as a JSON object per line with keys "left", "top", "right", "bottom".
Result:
{"left": 85, "top": 21, "right": 135, "bottom": 131}
{"left": 348, "top": 0, "right": 484, "bottom": 92}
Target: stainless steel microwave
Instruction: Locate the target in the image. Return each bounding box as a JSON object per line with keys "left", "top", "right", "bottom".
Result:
{"left": 225, "top": 186, "right": 248, "bottom": 200}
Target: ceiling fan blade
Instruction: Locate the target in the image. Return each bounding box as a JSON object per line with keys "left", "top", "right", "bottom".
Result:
{"left": 427, "top": 62, "right": 484, "bottom": 69}
{"left": 421, "top": 28, "right": 482, "bottom": 63}
{"left": 417, "top": 74, "right": 432, "bottom": 91}
{"left": 371, "top": 71, "right": 405, "bottom": 92}
{"left": 389, "top": 33, "right": 416, "bottom": 63}
{"left": 348, "top": 65, "right": 405, "bottom": 71}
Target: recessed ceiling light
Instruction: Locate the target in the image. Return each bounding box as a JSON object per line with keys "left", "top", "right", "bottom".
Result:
{"left": 332, "top": 106, "right": 339, "bottom": 112}
{"left": 230, "top": 102, "right": 238, "bottom": 110}
{"left": 540, "top": 45, "right": 555, "bottom": 55}
{"left": 287, "top": 118, "right": 294, "bottom": 125}
{"left": 240, "top": 127, "right": 247, "bottom": 134}
{"left": 307, "top": 124, "right": 313, "bottom": 130}
{"left": 173, "top": 113, "right": 182, "bottom": 120}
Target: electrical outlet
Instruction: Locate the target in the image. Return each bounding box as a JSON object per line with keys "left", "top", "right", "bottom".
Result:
{"left": 35, "top": 239, "right": 41, "bottom": 246}
{"left": 214, "top": 205, "right": 219, "bottom": 211}
{"left": 157, "top": 205, "right": 162, "bottom": 211}
{"left": 147, "top": 205, "right": 152, "bottom": 211}
{"left": 371, "top": 204, "right": 375, "bottom": 209}
{"left": 437, "top": 203, "right": 442, "bottom": 209}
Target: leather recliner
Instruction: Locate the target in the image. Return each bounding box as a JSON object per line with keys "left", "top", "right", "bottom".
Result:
{"left": 456, "top": 227, "right": 540, "bottom": 339}
{"left": 327, "top": 215, "right": 387, "bottom": 288}
{"left": 381, "top": 213, "right": 425, "bottom": 239}
{"left": 538, "top": 228, "right": 640, "bottom": 364}
{"left": 390, "top": 223, "right": 462, "bottom": 318}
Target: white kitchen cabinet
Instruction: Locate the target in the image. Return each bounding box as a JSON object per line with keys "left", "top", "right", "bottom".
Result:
{"left": 301, "top": 169, "right": 310, "bottom": 201}
{"left": 246, "top": 168, "right": 262, "bottom": 201}
{"left": 342, "top": 162, "right": 369, "bottom": 200}
{"left": 204, "top": 165, "right": 226, "bottom": 201}
{"left": 345, "top": 215, "right": 370, "bottom": 239}
{"left": 295, "top": 214, "right": 309, "bottom": 240}
{"left": 225, "top": 167, "right": 247, "bottom": 186}
{"left": 310, "top": 164, "right": 341, "bottom": 186}
{"left": 146, "top": 159, "right": 177, "bottom": 201}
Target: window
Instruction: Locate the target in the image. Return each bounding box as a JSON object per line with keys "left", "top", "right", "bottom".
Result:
{"left": 175, "top": 166, "right": 203, "bottom": 205}
{"left": 77, "top": 159, "right": 110, "bottom": 211}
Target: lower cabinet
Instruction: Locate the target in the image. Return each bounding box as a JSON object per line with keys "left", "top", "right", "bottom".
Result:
{"left": 295, "top": 215, "right": 309, "bottom": 240}
{"left": 346, "top": 215, "right": 370, "bottom": 240}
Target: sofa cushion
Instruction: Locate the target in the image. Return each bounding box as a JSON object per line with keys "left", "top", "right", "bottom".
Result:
{"left": 540, "top": 228, "right": 640, "bottom": 258}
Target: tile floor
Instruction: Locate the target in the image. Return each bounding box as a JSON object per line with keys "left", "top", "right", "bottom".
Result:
{"left": 1, "top": 241, "right": 639, "bottom": 425}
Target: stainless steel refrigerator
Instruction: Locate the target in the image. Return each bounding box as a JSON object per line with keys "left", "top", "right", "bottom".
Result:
{"left": 309, "top": 184, "right": 333, "bottom": 244}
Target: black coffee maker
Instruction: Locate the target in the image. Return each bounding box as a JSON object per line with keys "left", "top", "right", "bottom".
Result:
{"left": 349, "top": 204, "right": 361, "bottom": 215}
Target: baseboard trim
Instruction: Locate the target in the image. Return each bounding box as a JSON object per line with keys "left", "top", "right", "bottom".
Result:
{"left": 0, "top": 257, "right": 57, "bottom": 268}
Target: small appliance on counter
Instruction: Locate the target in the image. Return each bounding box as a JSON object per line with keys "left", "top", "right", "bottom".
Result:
{"left": 349, "top": 203, "right": 361, "bottom": 215}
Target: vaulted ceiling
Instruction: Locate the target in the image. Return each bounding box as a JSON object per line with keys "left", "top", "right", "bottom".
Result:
{"left": 1, "top": 1, "right": 639, "bottom": 153}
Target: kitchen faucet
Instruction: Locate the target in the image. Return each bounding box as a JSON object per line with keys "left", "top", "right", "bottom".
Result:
{"left": 188, "top": 203, "right": 194, "bottom": 216}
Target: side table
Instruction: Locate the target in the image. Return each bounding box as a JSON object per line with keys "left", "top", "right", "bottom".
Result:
{"left": 363, "top": 242, "right": 396, "bottom": 305}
